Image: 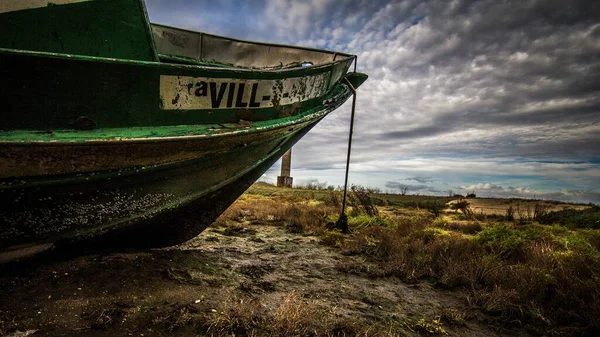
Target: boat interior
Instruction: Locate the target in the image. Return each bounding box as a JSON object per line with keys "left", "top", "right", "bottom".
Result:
{"left": 151, "top": 24, "right": 353, "bottom": 69}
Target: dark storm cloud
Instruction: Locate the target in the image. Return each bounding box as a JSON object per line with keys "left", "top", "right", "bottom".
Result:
{"left": 406, "top": 176, "right": 434, "bottom": 184}
{"left": 346, "top": 0, "right": 600, "bottom": 168}
{"left": 385, "top": 181, "right": 430, "bottom": 191}
{"left": 457, "top": 183, "right": 600, "bottom": 204}
{"left": 379, "top": 125, "right": 446, "bottom": 140}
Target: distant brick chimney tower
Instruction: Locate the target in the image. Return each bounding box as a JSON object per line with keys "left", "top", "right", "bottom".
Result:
{"left": 277, "top": 149, "right": 293, "bottom": 187}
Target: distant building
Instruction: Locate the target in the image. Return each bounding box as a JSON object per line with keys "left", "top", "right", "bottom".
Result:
{"left": 277, "top": 149, "right": 293, "bottom": 187}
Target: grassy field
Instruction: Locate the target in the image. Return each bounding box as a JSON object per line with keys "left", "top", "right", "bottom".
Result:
{"left": 0, "top": 183, "right": 598, "bottom": 336}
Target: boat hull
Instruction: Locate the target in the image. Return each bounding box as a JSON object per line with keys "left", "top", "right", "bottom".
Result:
{"left": 0, "top": 101, "right": 338, "bottom": 259}
{"left": 75, "top": 115, "right": 321, "bottom": 250}
{"left": 0, "top": 0, "right": 368, "bottom": 261}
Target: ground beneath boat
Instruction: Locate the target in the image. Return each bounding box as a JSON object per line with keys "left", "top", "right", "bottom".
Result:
{"left": 0, "top": 221, "right": 531, "bottom": 337}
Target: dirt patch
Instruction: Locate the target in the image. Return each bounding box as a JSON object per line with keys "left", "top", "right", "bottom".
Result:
{"left": 1, "top": 223, "right": 528, "bottom": 336}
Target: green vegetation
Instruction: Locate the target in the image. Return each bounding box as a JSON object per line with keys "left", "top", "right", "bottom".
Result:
{"left": 340, "top": 225, "right": 598, "bottom": 334}
{"left": 539, "top": 205, "right": 600, "bottom": 229}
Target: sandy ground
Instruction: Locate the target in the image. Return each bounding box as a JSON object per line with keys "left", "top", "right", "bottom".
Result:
{"left": 0, "top": 222, "right": 530, "bottom": 337}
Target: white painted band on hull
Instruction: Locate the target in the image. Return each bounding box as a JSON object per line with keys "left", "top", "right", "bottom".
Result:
{"left": 159, "top": 73, "right": 329, "bottom": 110}
{"left": 0, "top": 0, "right": 88, "bottom": 14}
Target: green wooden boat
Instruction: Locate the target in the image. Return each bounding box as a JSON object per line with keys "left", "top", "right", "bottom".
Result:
{"left": 0, "top": 0, "right": 367, "bottom": 261}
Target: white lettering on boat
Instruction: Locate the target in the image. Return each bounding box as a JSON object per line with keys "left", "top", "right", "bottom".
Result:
{"left": 159, "top": 73, "right": 328, "bottom": 110}
{"left": 0, "top": 0, "right": 89, "bottom": 14}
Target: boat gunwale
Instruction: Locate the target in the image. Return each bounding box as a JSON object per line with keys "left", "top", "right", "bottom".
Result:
{"left": 0, "top": 46, "right": 354, "bottom": 76}
{"left": 141, "top": 2, "right": 161, "bottom": 62}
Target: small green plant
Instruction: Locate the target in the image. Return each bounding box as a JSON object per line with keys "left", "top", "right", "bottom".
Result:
{"left": 440, "top": 309, "right": 467, "bottom": 326}
{"left": 414, "top": 317, "right": 447, "bottom": 335}
{"left": 348, "top": 214, "right": 391, "bottom": 228}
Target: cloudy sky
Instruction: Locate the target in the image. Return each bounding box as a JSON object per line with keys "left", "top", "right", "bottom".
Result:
{"left": 146, "top": 0, "right": 600, "bottom": 204}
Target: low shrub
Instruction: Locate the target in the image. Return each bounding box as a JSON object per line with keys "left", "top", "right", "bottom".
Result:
{"left": 284, "top": 203, "right": 336, "bottom": 235}
{"left": 579, "top": 229, "right": 600, "bottom": 251}
{"left": 336, "top": 215, "right": 600, "bottom": 334}
{"left": 323, "top": 190, "right": 341, "bottom": 208}
{"left": 436, "top": 220, "right": 483, "bottom": 235}
{"left": 449, "top": 200, "right": 473, "bottom": 220}
{"left": 217, "top": 197, "right": 288, "bottom": 224}
{"left": 348, "top": 185, "right": 379, "bottom": 216}
{"left": 539, "top": 205, "right": 600, "bottom": 229}
{"left": 320, "top": 230, "right": 346, "bottom": 247}
{"left": 423, "top": 200, "right": 446, "bottom": 217}
{"left": 347, "top": 214, "right": 392, "bottom": 229}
